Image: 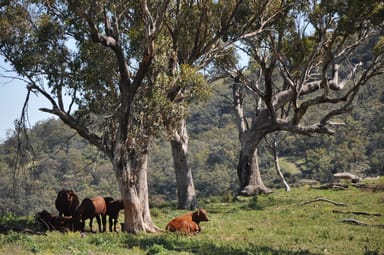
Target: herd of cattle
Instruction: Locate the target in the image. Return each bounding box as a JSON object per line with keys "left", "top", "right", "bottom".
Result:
{"left": 36, "top": 190, "right": 123, "bottom": 233}
{"left": 35, "top": 189, "right": 209, "bottom": 235}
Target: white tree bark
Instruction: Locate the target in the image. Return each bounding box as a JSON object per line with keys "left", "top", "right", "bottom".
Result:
{"left": 271, "top": 140, "right": 291, "bottom": 192}
{"left": 113, "top": 141, "right": 159, "bottom": 233}
{"left": 171, "top": 119, "right": 197, "bottom": 210}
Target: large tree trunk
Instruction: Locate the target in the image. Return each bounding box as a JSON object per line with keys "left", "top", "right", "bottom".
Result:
{"left": 170, "top": 119, "right": 197, "bottom": 210}
{"left": 112, "top": 142, "right": 158, "bottom": 233}
{"left": 237, "top": 133, "right": 272, "bottom": 196}
{"left": 233, "top": 80, "right": 271, "bottom": 196}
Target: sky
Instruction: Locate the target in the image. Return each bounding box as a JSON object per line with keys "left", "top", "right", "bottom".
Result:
{"left": 0, "top": 59, "right": 52, "bottom": 142}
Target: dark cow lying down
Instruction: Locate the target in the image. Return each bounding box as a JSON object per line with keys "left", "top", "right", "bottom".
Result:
{"left": 165, "top": 208, "right": 209, "bottom": 234}
{"left": 36, "top": 210, "right": 83, "bottom": 232}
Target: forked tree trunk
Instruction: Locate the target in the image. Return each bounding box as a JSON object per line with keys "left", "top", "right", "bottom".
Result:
{"left": 233, "top": 80, "right": 271, "bottom": 196}
{"left": 112, "top": 142, "right": 158, "bottom": 233}
{"left": 237, "top": 133, "right": 272, "bottom": 196}
{"left": 170, "top": 119, "right": 197, "bottom": 210}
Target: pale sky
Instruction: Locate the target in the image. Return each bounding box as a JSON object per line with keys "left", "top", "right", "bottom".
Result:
{"left": 0, "top": 59, "right": 52, "bottom": 142}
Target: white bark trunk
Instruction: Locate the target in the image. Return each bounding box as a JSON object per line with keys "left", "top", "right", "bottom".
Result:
{"left": 113, "top": 141, "right": 158, "bottom": 233}
{"left": 238, "top": 133, "right": 272, "bottom": 196}
{"left": 273, "top": 150, "right": 291, "bottom": 192}
{"left": 269, "top": 139, "right": 291, "bottom": 192}
{"left": 233, "top": 81, "right": 272, "bottom": 196}
{"left": 171, "top": 119, "right": 197, "bottom": 210}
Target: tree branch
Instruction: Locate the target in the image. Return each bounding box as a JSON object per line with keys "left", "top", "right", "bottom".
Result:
{"left": 278, "top": 121, "right": 336, "bottom": 135}
{"left": 341, "top": 219, "right": 384, "bottom": 228}
{"left": 39, "top": 107, "right": 109, "bottom": 158}
{"left": 86, "top": 15, "right": 131, "bottom": 84}
{"left": 299, "top": 197, "right": 347, "bottom": 206}
{"left": 333, "top": 210, "right": 381, "bottom": 217}
{"left": 132, "top": 0, "right": 170, "bottom": 91}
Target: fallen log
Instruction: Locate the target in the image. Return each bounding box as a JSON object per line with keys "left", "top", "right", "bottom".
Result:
{"left": 333, "top": 210, "right": 381, "bottom": 217}
{"left": 334, "top": 172, "right": 361, "bottom": 183}
{"left": 342, "top": 218, "right": 368, "bottom": 226}
{"left": 312, "top": 183, "right": 348, "bottom": 190}
{"left": 341, "top": 218, "right": 384, "bottom": 228}
{"left": 352, "top": 183, "right": 384, "bottom": 192}
{"left": 299, "top": 197, "right": 347, "bottom": 206}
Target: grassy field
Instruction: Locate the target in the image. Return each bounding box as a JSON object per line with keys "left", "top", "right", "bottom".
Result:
{"left": 1, "top": 183, "right": 383, "bottom": 255}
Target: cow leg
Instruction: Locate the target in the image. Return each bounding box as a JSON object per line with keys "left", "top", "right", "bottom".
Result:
{"left": 80, "top": 219, "right": 85, "bottom": 232}
{"left": 101, "top": 214, "right": 106, "bottom": 232}
{"left": 89, "top": 217, "right": 95, "bottom": 233}
{"left": 95, "top": 215, "right": 102, "bottom": 233}
{"left": 109, "top": 216, "right": 113, "bottom": 232}
{"left": 77, "top": 218, "right": 85, "bottom": 232}
{"left": 114, "top": 218, "right": 117, "bottom": 232}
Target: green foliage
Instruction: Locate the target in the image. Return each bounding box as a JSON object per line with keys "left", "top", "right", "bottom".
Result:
{"left": 374, "top": 36, "right": 384, "bottom": 56}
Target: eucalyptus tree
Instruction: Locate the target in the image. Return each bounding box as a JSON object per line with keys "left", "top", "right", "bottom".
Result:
{"left": 161, "top": 0, "right": 286, "bottom": 209}
{"left": 160, "top": 0, "right": 269, "bottom": 209}
{"left": 0, "top": 0, "right": 175, "bottom": 233}
{"left": 219, "top": 0, "right": 384, "bottom": 195}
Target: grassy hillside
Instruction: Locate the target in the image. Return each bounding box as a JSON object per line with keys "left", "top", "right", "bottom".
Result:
{"left": 1, "top": 182, "right": 383, "bottom": 255}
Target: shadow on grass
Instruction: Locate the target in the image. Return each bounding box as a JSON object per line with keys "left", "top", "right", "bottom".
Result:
{"left": 123, "top": 234, "right": 321, "bottom": 255}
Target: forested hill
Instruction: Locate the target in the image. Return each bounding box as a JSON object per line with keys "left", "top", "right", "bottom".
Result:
{"left": 0, "top": 76, "right": 383, "bottom": 216}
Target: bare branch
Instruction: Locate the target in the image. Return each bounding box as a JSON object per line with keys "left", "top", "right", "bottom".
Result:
{"left": 233, "top": 76, "right": 249, "bottom": 133}
{"left": 132, "top": 0, "right": 170, "bottom": 91}
{"left": 279, "top": 121, "right": 336, "bottom": 135}
{"left": 85, "top": 6, "right": 131, "bottom": 85}
{"left": 299, "top": 197, "right": 347, "bottom": 206}
{"left": 39, "top": 106, "right": 107, "bottom": 157}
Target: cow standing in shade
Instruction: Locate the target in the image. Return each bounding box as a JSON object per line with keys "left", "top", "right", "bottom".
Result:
{"left": 55, "top": 189, "right": 79, "bottom": 217}
{"left": 105, "top": 199, "right": 124, "bottom": 232}
{"left": 165, "top": 208, "right": 209, "bottom": 234}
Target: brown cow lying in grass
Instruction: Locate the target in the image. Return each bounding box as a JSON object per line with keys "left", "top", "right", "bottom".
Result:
{"left": 36, "top": 210, "right": 83, "bottom": 232}
{"left": 165, "top": 208, "right": 209, "bottom": 234}
{"left": 75, "top": 196, "right": 107, "bottom": 233}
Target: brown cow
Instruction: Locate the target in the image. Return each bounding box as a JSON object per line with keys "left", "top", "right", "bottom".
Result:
{"left": 75, "top": 196, "right": 107, "bottom": 233}
{"left": 105, "top": 198, "right": 124, "bottom": 232}
{"left": 55, "top": 189, "right": 80, "bottom": 217}
{"left": 36, "top": 210, "right": 83, "bottom": 232}
{"left": 165, "top": 208, "right": 209, "bottom": 234}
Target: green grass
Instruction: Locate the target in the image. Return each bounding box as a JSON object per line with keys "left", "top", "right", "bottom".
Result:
{"left": 1, "top": 184, "right": 383, "bottom": 255}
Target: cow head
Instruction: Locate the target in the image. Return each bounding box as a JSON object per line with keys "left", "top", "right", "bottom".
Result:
{"left": 192, "top": 208, "right": 209, "bottom": 223}
{"left": 55, "top": 189, "right": 80, "bottom": 216}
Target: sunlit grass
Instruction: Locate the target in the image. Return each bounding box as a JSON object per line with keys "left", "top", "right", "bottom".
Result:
{"left": 1, "top": 184, "right": 383, "bottom": 255}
